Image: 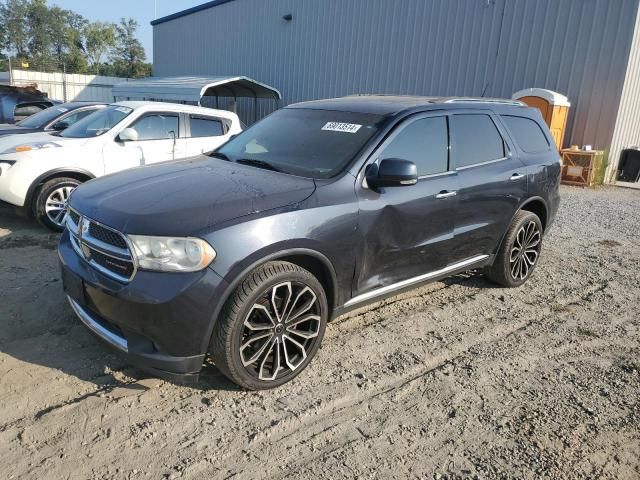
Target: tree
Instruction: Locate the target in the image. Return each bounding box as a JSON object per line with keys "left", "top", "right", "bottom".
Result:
{"left": 0, "top": 2, "right": 151, "bottom": 77}
{"left": 26, "top": 0, "right": 53, "bottom": 65}
{"left": 47, "top": 7, "right": 88, "bottom": 72}
{"left": 84, "top": 22, "right": 116, "bottom": 74}
{"left": 111, "top": 18, "right": 147, "bottom": 78}
{"left": 0, "top": 0, "right": 30, "bottom": 58}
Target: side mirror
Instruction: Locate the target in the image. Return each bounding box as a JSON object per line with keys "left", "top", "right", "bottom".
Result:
{"left": 52, "top": 121, "right": 70, "bottom": 131}
{"left": 366, "top": 158, "right": 418, "bottom": 189}
{"left": 118, "top": 128, "right": 139, "bottom": 142}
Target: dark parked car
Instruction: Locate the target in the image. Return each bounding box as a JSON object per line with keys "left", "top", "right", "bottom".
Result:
{"left": 0, "top": 85, "right": 60, "bottom": 124}
{"left": 59, "top": 95, "right": 561, "bottom": 390}
{"left": 0, "top": 102, "right": 107, "bottom": 136}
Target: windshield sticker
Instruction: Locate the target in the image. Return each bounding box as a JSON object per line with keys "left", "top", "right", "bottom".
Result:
{"left": 115, "top": 107, "right": 132, "bottom": 114}
{"left": 322, "top": 122, "right": 362, "bottom": 134}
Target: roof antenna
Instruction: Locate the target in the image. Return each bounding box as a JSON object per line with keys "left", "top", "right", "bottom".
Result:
{"left": 481, "top": 82, "right": 490, "bottom": 97}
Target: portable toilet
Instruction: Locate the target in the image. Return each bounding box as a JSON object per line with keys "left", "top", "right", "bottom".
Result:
{"left": 512, "top": 88, "right": 570, "bottom": 150}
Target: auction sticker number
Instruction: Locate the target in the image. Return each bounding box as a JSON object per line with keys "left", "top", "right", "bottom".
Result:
{"left": 322, "top": 122, "right": 362, "bottom": 133}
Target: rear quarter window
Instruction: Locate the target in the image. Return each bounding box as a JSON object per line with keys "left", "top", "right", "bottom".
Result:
{"left": 501, "top": 115, "right": 551, "bottom": 153}
{"left": 189, "top": 116, "right": 224, "bottom": 137}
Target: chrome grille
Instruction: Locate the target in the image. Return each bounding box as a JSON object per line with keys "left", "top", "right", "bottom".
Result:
{"left": 88, "top": 222, "right": 128, "bottom": 249}
{"left": 66, "top": 208, "right": 136, "bottom": 283}
{"left": 68, "top": 209, "right": 80, "bottom": 226}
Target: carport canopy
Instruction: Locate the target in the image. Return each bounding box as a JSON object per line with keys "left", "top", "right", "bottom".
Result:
{"left": 112, "top": 76, "right": 281, "bottom": 106}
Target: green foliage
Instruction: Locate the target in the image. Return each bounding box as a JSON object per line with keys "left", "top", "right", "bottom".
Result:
{"left": 110, "top": 18, "right": 148, "bottom": 78}
{"left": 84, "top": 22, "right": 115, "bottom": 73}
{"left": 593, "top": 150, "right": 609, "bottom": 186}
{"left": 0, "top": 0, "right": 151, "bottom": 78}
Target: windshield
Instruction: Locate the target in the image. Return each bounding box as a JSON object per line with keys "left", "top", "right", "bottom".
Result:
{"left": 60, "top": 105, "right": 133, "bottom": 138}
{"left": 216, "top": 108, "right": 384, "bottom": 178}
{"left": 17, "top": 105, "right": 71, "bottom": 128}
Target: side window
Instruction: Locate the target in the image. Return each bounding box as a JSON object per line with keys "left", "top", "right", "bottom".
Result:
{"left": 130, "top": 113, "right": 179, "bottom": 141}
{"left": 378, "top": 116, "right": 448, "bottom": 176}
{"left": 501, "top": 115, "right": 550, "bottom": 153}
{"left": 51, "top": 109, "right": 96, "bottom": 130}
{"left": 450, "top": 114, "right": 505, "bottom": 168}
{"left": 14, "top": 104, "right": 46, "bottom": 122}
{"left": 189, "top": 115, "right": 224, "bottom": 137}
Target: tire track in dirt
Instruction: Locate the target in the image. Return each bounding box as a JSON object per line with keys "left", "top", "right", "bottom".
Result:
{"left": 192, "top": 278, "right": 621, "bottom": 478}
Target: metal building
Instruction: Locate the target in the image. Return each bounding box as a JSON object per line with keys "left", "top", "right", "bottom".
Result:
{"left": 152, "top": 0, "right": 640, "bottom": 183}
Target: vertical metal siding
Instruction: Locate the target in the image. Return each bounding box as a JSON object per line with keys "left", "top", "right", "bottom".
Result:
{"left": 154, "top": 0, "right": 638, "bottom": 163}
{"left": 608, "top": 4, "right": 640, "bottom": 182}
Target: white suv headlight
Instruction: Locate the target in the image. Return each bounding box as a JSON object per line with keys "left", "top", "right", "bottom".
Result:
{"left": 128, "top": 235, "right": 216, "bottom": 272}
{"left": 3, "top": 142, "right": 61, "bottom": 154}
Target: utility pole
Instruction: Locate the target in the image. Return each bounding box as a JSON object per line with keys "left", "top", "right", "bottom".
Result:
{"left": 8, "top": 56, "right": 13, "bottom": 85}
{"left": 62, "top": 62, "right": 68, "bottom": 102}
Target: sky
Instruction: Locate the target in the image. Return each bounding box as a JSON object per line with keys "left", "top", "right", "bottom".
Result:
{"left": 46, "top": 0, "right": 206, "bottom": 61}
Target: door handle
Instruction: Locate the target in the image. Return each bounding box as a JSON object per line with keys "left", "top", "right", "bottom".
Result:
{"left": 510, "top": 173, "right": 525, "bottom": 181}
{"left": 435, "top": 190, "right": 457, "bottom": 199}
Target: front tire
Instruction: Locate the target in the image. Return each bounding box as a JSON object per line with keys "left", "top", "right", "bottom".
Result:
{"left": 485, "top": 210, "right": 543, "bottom": 287}
{"left": 34, "top": 177, "right": 81, "bottom": 231}
{"left": 210, "top": 261, "right": 328, "bottom": 390}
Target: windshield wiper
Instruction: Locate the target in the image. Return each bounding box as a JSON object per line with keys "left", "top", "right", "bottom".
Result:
{"left": 208, "top": 151, "right": 231, "bottom": 161}
{"left": 235, "top": 158, "right": 285, "bottom": 173}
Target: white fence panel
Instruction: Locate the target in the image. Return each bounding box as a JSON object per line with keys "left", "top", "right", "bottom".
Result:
{"left": 1, "top": 69, "right": 130, "bottom": 102}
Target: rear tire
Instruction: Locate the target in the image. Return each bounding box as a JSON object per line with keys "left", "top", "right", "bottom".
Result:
{"left": 485, "top": 210, "right": 543, "bottom": 287}
{"left": 34, "top": 177, "right": 81, "bottom": 231}
{"left": 210, "top": 261, "right": 328, "bottom": 390}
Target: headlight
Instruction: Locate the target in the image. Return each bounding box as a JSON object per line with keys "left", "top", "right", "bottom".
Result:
{"left": 4, "top": 142, "right": 61, "bottom": 154}
{"left": 128, "top": 235, "right": 216, "bottom": 272}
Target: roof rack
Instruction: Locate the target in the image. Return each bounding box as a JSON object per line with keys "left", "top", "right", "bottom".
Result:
{"left": 443, "top": 98, "right": 526, "bottom": 106}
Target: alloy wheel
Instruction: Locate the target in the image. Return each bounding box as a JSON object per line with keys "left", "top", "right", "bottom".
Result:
{"left": 45, "top": 186, "right": 74, "bottom": 228}
{"left": 240, "top": 281, "right": 322, "bottom": 381}
{"left": 510, "top": 220, "right": 541, "bottom": 281}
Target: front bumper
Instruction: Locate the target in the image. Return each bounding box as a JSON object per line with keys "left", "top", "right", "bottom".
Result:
{"left": 0, "top": 160, "right": 26, "bottom": 207}
{"left": 59, "top": 229, "right": 229, "bottom": 381}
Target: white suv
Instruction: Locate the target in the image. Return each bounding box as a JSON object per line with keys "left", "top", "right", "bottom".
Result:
{"left": 0, "top": 101, "right": 242, "bottom": 230}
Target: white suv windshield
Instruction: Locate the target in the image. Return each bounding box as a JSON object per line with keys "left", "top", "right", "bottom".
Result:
{"left": 60, "top": 105, "right": 133, "bottom": 138}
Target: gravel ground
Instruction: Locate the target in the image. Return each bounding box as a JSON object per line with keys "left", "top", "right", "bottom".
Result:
{"left": 0, "top": 185, "right": 638, "bottom": 480}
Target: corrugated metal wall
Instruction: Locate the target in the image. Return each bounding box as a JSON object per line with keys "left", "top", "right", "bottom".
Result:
{"left": 154, "top": 0, "right": 639, "bottom": 163}
{"left": 608, "top": 4, "right": 640, "bottom": 182}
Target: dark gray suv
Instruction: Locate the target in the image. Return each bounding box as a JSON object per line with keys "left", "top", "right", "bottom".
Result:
{"left": 59, "top": 95, "right": 560, "bottom": 390}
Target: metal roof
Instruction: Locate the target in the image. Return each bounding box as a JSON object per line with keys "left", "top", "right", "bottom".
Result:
{"left": 151, "top": 1, "right": 237, "bottom": 26}
{"left": 111, "top": 76, "right": 281, "bottom": 104}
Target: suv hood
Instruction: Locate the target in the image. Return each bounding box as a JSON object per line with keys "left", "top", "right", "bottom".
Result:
{"left": 70, "top": 156, "right": 317, "bottom": 236}
{"left": 0, "top": 124, "right": 37, "bottom": 136}
{"left": 0, "top": 131, "right": 89, "bottom": 153}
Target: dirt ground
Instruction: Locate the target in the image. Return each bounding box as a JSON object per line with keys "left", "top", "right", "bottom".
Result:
{"left": 0, "top": 185, "right": 638, "bottom": 480}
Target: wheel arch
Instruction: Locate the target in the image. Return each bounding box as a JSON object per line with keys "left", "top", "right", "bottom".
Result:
{"left": 227, "top": 248, "right": 337, "bottom": 314}
{"left": 203, "top": 247, "right": 339, "bottom": 355}
{"left": 519, "top": 196, "right": 548, "bottom": 232}
{"left": 492, "top": 196, "right": 549, "bottom": 258}
{"left": 26, "top": 168, "right": 95, "bottom": 214}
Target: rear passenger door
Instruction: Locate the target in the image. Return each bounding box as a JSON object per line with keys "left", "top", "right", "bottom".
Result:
{"left": 448, "top": 111, "right": 528, "bottom": 261}
{"left": 185, "top": 114, "right": 230, "bottom": 156}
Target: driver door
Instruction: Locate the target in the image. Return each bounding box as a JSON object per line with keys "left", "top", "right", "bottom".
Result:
{"left": 103, "top": 112, "right": 181, "bottom": 175}
{"left": 354, "top": 113, "right": 457, "bottom": 297}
